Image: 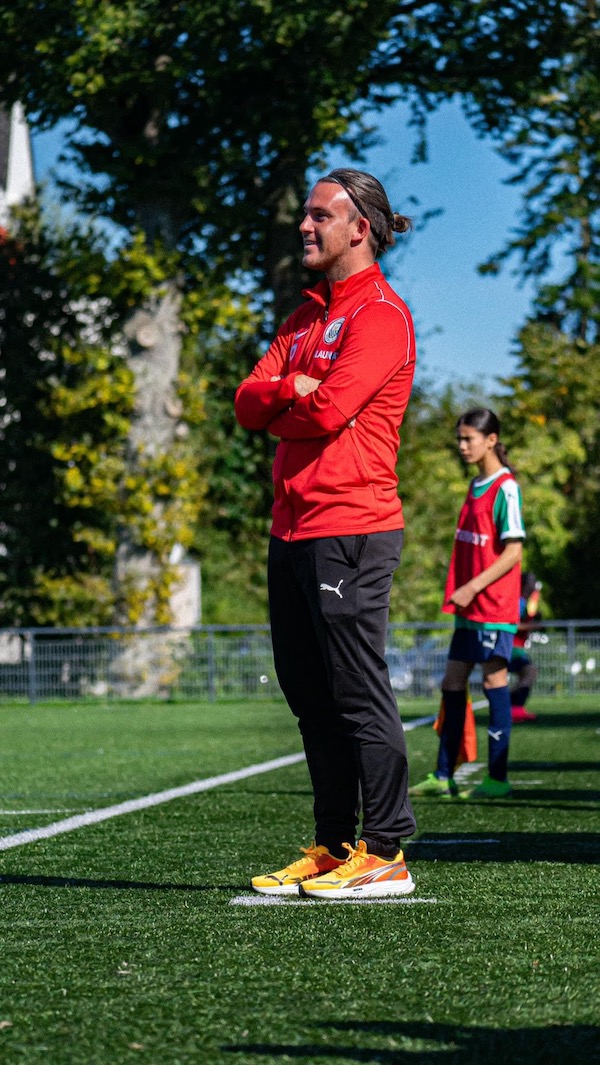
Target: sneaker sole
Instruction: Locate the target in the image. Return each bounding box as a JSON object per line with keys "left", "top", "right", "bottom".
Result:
{"left": 251, "top": 883, "right": 300, "bottom": 896}
{"left": 300, "top": 875, "right": 416, "bottom": 901}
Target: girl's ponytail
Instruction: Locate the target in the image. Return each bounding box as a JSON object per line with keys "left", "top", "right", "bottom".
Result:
{"left": 494, "top": 440, "right": 514, "bottom": 472}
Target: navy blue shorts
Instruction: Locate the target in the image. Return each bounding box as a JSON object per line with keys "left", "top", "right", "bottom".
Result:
{"left": 508, "top": 649, "right": 531, "bottom": 672}
{"left": 448, "top": 627, "right": 514, "bottom": 665}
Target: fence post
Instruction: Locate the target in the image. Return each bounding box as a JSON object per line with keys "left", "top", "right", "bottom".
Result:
{"left": 207, "top": 628, "right": 216, "bottom": 702}
{"left": 27, "top": 630, "right": 38, "bottom": 704}
{"left": 567, "top": 620, "right": 576, "bottom": 695}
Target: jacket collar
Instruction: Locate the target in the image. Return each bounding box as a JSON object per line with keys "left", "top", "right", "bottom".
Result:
{"left": 301, "top": 262, "right": 382, "bottom": 308}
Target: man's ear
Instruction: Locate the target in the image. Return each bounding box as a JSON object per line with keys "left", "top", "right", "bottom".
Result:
{"left": 351, "top": 215, "right": 371, "bottom": 245}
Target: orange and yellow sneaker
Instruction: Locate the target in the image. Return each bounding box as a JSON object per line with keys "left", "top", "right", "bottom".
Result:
{"left": 251, "top": 842, "right": 345, "bottom": 896}
{"left": 299, "top": 840, "right": 415, "bottom": 900}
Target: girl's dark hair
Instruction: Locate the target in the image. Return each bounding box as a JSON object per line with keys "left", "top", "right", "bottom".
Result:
{"left": 320, "top": 167, "right": 413, "bottom": 254}
{"left": 457, "top": 407, "right": 515, "bottom": 472}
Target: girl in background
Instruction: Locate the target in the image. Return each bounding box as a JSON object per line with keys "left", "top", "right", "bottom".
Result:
{"left": 509, "top": 571, "right": 542, "bottom": 722}
{"left": 410, "top": 408, "right": 525, "bottom": 799}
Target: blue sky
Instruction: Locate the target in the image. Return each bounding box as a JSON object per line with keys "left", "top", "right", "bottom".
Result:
{"left": 32, "top": 98, "right": 535, "bottom": 393}
{"left": 321, "top": 99, "right": 536, "bottom": 392}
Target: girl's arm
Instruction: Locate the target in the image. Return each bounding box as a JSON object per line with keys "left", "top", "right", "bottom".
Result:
{"left": 448, "top": 540, "right": 523, "bottom": 610}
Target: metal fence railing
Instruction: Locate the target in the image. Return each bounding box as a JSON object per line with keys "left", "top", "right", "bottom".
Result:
{"left": 0, "top": 620, "right": 599, "bottom": 703}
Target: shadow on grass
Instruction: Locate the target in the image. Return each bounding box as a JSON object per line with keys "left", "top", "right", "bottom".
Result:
{"left": 406, "top": 831, "right": 599, "bottom": 864}
{"left": 510, "top": 760, "right": 598, "bottom": 771}
{"left": 534, "top": 789, "right": 600, "bottom": 803}
{"left": 224, "top": 1019, "right": 599, "bottom": 1063}
{"left": 506, "top": 712, "right": 600, "bottom": 728}
{"left": 487, "top": 787, "right": 599, "bottom": 803}
{"left": 0, "top": 873, "right": 241, "bottom": 892}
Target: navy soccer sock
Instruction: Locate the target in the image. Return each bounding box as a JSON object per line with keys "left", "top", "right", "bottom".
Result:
{"left": 486, "top": 686, "right": 512, "bottom": 781}
{"left": 511, "top": 684, "right": 530, "bottom": 706}
{"left": 436, "top": 689, "right": 466, "bottom": 779}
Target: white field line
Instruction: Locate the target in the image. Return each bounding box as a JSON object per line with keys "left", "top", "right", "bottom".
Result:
{"left": 0, "top": 752, "right": 306, "bottom": 852}
{"left": 0, "top": 714, "right": 443, "bottom": 854}
{"left": 230, "top": 895, "right": 440, "bottom": 907}
{"left": 455, "top": 761, "right": 485, "bottom": 781}
{"left": 404, "top": 714, "right": 436, "bottom": 731}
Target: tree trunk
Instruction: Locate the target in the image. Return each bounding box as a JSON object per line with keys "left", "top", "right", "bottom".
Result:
{"left": 115, "top": 281, "right": 198, "bottom": 628}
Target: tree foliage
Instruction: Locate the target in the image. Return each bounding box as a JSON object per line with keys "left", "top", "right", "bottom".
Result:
{"left": 1, "top": 0, "right": 599, "bottom": 622}
{"left": 0, "top": 212, "right": 212, "bottom": 625}
{"left": 0, "top": 0, "right": 422, "bottom": 627}
{"left": 0, "top": 0, "right": 416, "bottom": 314}
{"left": 477, "top": 1, "right": 600, "bottom": 617}
{"left": 0, "top": 212, "right": 134, "bottom": 624}
{"left": 498, "top": 325, "right": 600, "bottom": 618}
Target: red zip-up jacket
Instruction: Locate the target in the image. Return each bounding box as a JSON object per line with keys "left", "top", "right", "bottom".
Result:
{"left": 234, "top": 262, "right": 416, "bottom": 541}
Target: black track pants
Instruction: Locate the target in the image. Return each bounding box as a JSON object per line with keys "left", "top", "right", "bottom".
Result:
{"left": 268, "top": 531, "right": 416, "bottom": 857}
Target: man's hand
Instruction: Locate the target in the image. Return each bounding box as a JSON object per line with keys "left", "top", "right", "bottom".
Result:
{"left": 294, "top": 374, "right": 321, "bottom": 397}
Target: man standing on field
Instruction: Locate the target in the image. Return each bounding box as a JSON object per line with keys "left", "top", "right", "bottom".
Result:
{"left": 235, "top": 168, "right": 417, "bottom": 900}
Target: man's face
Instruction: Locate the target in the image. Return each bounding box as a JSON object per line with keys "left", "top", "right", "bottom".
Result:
{"left": 299, "top": 181, "right": 361, "bottom": 276}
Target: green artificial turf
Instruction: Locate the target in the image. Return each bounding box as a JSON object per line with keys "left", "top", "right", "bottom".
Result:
{"left": 0, "top": 695, "right": 598, "bottom": 1064}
